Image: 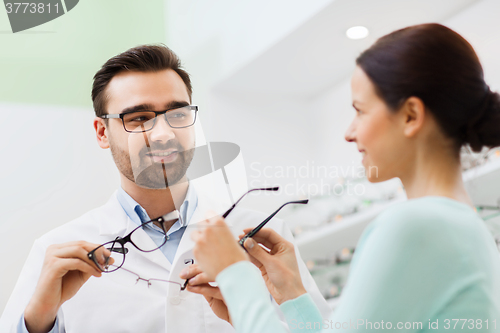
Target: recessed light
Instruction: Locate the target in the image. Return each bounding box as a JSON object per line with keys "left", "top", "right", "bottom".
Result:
{"left": 346, "top": 26, "right": 369, "bottom": 40}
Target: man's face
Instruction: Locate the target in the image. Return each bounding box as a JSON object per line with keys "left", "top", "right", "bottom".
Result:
{"left": 104, "top": 69, "right": 195, "bottom": 189}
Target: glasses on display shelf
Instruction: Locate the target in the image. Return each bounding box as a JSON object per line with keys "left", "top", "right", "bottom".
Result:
{"left": 475, "top": 205, "right": 500, "bottom": 221}
{"left": 306, "top": 247, "right": 355, "bottom": 300}
{"left": 461, "top": 147, "right": 500, "bottom": 171}
{"left": 471, "top": 205, "right": 500, "bottom": 251}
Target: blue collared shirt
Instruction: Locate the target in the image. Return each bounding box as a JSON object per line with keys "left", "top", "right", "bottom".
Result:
{"left": 115, "top": 185, "right": 198, "bottom": 264}
{"left": 18, "top": 185, "right": 198, "bottom": 333}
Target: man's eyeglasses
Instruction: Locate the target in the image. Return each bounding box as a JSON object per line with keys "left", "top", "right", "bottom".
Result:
{"left": 100, "top": 105, "right": 198, "bottom": 133}
{"left": 88, "top": 210, "right": 181, "bottom": 272}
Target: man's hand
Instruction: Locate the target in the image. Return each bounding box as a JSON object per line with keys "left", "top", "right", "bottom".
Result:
{"left": 180, "top": 264, "right": 231, "bottom": 324}
{"left": 24, "top": 241, "right": 105, "bottom": 333}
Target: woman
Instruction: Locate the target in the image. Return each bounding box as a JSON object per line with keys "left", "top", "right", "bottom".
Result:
{"left": 181, "top": 23, "right": 500, "bottom": 332}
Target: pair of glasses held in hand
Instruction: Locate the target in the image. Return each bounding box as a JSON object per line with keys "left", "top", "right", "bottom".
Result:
{"left": 87, "top": 210, "right": 181, "bottom": 273}
{"left": 88, "top": 187, "right": 308, "bottom": 273}
{"left": 221, "top": 187, "right": 309, "bottom": 249}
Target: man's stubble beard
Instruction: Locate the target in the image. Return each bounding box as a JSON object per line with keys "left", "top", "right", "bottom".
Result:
{"left": 109, "top": 137, "right": 195, "bottom": 189}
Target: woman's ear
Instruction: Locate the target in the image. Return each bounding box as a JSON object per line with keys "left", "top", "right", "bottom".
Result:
{"left": 401, "top": 96, "right": 426, "bottom": 138}
{"left": 94, "top": 117, "right": 110, "bottom": 149}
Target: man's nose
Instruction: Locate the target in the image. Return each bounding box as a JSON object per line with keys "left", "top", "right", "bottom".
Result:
{"left": 149, "top": 115, "right": 175, "bottom": 142}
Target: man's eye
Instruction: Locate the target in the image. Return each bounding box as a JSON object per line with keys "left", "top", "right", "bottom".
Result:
{"left": 131, "top": 116, "right": 149, "bottom": 122}
{"left": 169, "top": 112, "right": 186, "bottom": 118}
{"left": 125, "top": 112, "right": 155, "bottom": 122}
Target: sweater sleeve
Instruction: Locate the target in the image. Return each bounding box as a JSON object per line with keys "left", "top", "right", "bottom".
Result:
{"left": 216, "top": 261, "right": 289, "bottom": 333}
{"left": 280, "top": 293, "right": 324, "bottom": 332}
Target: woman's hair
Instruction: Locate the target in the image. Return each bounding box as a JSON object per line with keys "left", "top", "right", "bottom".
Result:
{"left": 356, "top": 23, "right": 500, "bottom": 152}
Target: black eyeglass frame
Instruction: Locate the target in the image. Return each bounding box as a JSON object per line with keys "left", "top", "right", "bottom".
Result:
{"left": 99, "top": 105, "right": 198, "bottom": 133}
{"left": 238, "top": 199, "right": 309, "bottom": 248}
{"left": 222, "top": 187, "right": 280, "bottom": 218}
{"left": 88, "top": 212, "right": 180, "bottom": 273}
{"left": 218, "top": 186, "right": 309, "bottom": 250}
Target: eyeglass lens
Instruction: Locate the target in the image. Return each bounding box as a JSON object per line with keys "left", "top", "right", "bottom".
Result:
{"left": 123, "top": 106, "right": 196, "bottom": 132}
{"left": 90, "top": 239, "right": 127, "bottom": 273}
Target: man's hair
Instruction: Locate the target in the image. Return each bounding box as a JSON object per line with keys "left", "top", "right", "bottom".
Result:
{"left": 91, "top": 44, "right": 192, "bottom": 118}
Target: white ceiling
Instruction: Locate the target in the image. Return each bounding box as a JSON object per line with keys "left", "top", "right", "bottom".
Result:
{"left": 213, "top": 0, "right": 480, "bottom": 98}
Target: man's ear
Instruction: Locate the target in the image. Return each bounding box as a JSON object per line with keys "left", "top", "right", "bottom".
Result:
{"left": 94, "top": 117, "right": 110, "bottom": 149}
{"left": 401, "top": 96, "right": 426, "bottom": 138}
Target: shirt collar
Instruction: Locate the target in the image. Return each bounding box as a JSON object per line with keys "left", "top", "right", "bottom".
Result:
{"left": 116, "top": 185, "right": 198, "bottom": 228}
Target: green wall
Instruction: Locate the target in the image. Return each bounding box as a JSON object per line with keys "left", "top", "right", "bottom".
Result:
{"left": 0, "top": 0, "right": 166, "bottom": 107}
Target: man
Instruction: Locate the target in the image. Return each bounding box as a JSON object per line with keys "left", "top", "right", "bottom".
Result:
{"left": 0, "top": 45, "right": 330, "bottom": 332}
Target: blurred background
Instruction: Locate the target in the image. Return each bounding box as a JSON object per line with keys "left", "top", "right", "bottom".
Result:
{"left": 1, "top": 0, "right": 500, "bottom": 312}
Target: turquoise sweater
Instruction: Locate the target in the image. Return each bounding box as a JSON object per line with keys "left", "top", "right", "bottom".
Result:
{"left": 216, "top": 197, "right": 500, "bottom": 332}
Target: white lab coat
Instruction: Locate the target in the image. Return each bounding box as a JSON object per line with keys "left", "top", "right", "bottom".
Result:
{"left": 0, "top": 187, "right": 330, "bottom": 332}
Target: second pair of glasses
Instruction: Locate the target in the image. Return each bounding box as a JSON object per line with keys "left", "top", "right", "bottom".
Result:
{"left": 88, "top": 210, "right": 181, "bottom": 273}
{"left": 88, "top": 187, "right": 308, "bottom": 273}
{"left": 221, "top": 187, "right": 309, "bottom": 248}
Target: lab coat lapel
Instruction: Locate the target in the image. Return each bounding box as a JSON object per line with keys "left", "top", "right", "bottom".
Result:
{"left": 97, "top": 192, "right": 128, "bottom": 236}
{"left": 169, "top": 190, "right": 230, "bottom": 282}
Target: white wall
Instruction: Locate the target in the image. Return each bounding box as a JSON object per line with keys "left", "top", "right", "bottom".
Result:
{"left": 445, "top": 0, "right": 500, "bottom": 92}
{"left": 0, "top": 103, "right": 120, "bottom": 311}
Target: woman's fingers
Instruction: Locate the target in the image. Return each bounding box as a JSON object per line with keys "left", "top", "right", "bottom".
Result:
{"left": 243, "top": 238, "right": 274, "bottom": 266}
{"left": 180, "top": 264, "right": 203, "bottom": 279}
{"left": 187, "top": 284, "right": 223, "bottom": 299}
{"left": 239, "top": 228, "right": 288, "bottom": 251}
{"left": 246, "top": 251, "right": 264, "bottom": 270}
{"left": 192, "top": 214, "right": 248, "bottom": 281}
{"left": 179, "top": 264, "right": 215, "bottom": 286}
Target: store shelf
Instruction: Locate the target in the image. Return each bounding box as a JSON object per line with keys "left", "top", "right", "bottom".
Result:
{"left": 296, "top": 198, "right": 405, "bottom": 262}
{"left": 463, "top": 157, "right": 500, "bottom": 206}
{"left": 296, "top": 158, "right": 500, "bottom": 261}
{"left": 462, "top": 156, "right": 500, "bottom": 183}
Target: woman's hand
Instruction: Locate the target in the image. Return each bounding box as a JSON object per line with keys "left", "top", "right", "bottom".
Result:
{"left": 191, "top": 214, "right": 248, "bottom": 281}
{"left": 180, "top": 264, "right": 231, "bottom": 324}
{"left": 240, "top": 228, "right": 307, "bottom": 305}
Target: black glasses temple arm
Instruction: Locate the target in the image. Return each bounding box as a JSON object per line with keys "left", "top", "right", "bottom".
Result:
{"left": 239, "top": 199, "right": 309, "bottom": 247}
{"left": 181, "top": 279, "right": 189, "bottom": 291}
{"left": 222, "top": 187, "right": 280, "bottom": 218}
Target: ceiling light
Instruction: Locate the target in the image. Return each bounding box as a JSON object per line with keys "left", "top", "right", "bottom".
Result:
{"left": 346, "top": 26, "right": 369, "bottom": 40}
